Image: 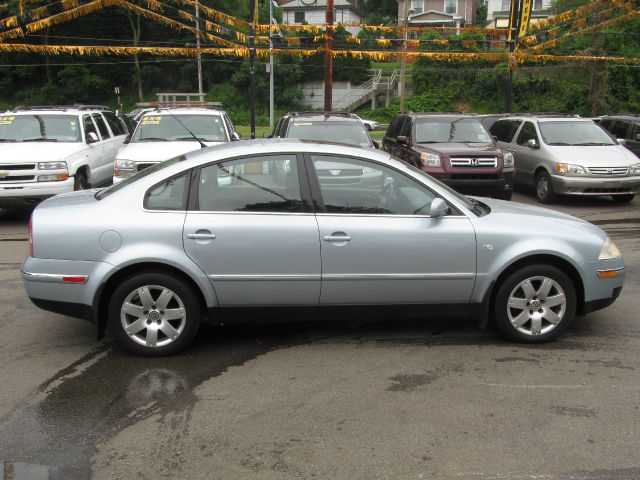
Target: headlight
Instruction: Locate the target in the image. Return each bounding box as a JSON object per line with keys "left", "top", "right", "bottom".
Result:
{"left": 420, "top": 153, "right": 441, "bottom": 167}
{"left": 599, "top": 237, "right": 621, "bottom": 260}
{"left": 37, "top": 173, "right": 69, "bottom": 182}
{"left": 116, "top": 159, "right": 136, "bottom": 170}
{"left": 38, "top": 161, "right": 67, "bottom": 171}
{"left": 556, "top": 163, "right": 586, "bottom": 176}
{"left": 630, "top": 163, "right": 640, "bottom": 175}
{"left": 503, "top": 152, "right": 514, "bottom": 168}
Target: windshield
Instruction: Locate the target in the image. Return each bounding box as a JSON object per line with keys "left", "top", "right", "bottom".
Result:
{"left": 132, "top": 114, "right": 228, "bottom": 143}
{"left": 95, "top": 155, "right": 186, "bottom": 200}
{"left": 0, "top": 114, "right": 81, "bottom": 142}
{"left": 415, "top": 118, "right": 493, "bottom": 144}
{"left": 287, "top": 121, "right": 373, "bottom": 148}
{"left": 539, "top": 121, "right": 616, "bottom": 146}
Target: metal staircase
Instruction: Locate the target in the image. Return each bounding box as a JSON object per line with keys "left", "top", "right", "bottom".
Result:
{"left": 332, "top": 69, "right": 399, "bottom": 112}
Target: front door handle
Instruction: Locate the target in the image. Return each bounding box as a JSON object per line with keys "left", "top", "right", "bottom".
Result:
{"left": 323, "top": 234, "right": 352, "bottom": 242}
{"left": 186, "top": 232, "right": 217, "bottom": 240}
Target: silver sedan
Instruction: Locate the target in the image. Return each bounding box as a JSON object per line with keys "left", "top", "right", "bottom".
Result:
{"left": 22, "top": 140, "right": 626, "bottom": 356}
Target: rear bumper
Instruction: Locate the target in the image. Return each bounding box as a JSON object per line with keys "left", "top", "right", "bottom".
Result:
{"left": 21, "top": 257, "right": 114, "bottom": 324}
{"left": 552, "top": 175, "right": 640, "bottom": 195}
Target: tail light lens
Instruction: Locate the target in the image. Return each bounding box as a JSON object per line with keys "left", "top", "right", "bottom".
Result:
{"left": 28, "top": 214, "right": 33, "bottom": 257}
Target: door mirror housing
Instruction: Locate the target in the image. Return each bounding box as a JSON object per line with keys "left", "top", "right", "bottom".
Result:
{"left": 397, "top": 135, "right": 410, "bottom": 146}
{"left": 617, "top": 138, "right": 627, "bottom": 146}
{"left": 527, "top": 138, "right": 539, "bottom": 149}
{"left": 87, "top": 132, "right": 99, "bottom": 144}
{"left": 430, "top": 198, "right": 449, "bottom": 218}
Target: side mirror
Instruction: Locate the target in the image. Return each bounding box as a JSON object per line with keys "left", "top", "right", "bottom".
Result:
{"left": 123, "top": 133, "right": 131, "bottom": 144}
{"left": 617, "top": 138, "right": 627, "bottom": 146}
{"left": 87, "top": 132, "right": 99, "bottom": 144}
{"left": 372, "top": 140, "right": 380, "bottom": 149}
{"left": 527, "top": 138, "right": 539, "bottom": 149}
{"left": 231, "top": 132, "right": 241, "bottom": 141}
{"left": 397, "top": 135, "right": 409, "bottom": 146}
{"left": 430, "top": 198, "right": 449, "bottom": 218}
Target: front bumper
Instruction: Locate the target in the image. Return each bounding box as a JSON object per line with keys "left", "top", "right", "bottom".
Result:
{"left": 0, "top": 178, "right": 74, "bottom": 207}
{"left": 577, "top": 258, "right": 626, "bottom": 315}
{"left": 552, "top": 175, "right": 640, "bottom": 196}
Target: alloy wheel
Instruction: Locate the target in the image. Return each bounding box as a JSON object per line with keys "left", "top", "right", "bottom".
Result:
{"left": 120, "top": 285, "right": 187, "bottom": 347}
{"left": 506, "top": 276, "right": 567, "bottom": 336}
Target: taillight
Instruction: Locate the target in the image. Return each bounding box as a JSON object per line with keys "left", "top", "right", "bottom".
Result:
{"left": 28, "top": 214, "right": 33, "bottom": 257}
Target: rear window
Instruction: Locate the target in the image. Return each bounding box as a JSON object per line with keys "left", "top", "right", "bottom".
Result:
{"left": 287, "top": 121, "right": 372, "bottom": 148}
{"left": 490, "top": 119, "right": 522, "bottom": 143}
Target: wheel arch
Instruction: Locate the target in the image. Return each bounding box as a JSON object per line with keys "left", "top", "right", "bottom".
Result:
{"left": 94, "top": 262, "right": 210, "bottom": 339}
{"left": 485, "top": 254, "right": 585, "bottom": 327}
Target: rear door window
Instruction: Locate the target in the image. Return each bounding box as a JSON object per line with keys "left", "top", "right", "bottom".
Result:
{"left": 103, "top": 111, "right": 126, "bottom": 136}
{"left": 197, "top": 154, "right": 303, "bottom": 213}
{"left": 92, "top": 114, "right": 111, "bottom": 139}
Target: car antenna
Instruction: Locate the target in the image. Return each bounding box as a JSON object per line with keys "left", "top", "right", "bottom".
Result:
{"left": 157, "top": 103, "right": 207, "bottom": 149}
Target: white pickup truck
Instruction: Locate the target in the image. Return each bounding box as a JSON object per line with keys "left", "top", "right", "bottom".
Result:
{"left": 0, "top": 105, "right": 129, "bottom": 209}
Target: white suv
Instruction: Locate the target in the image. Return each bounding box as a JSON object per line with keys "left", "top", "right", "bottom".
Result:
{"left": 113, "top": 107, "right": 239, "bottom": 183}
{"left": 0, "top": 105, "right": 129, "bottom": 208}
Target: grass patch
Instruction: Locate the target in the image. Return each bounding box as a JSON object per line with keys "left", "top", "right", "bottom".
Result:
{"left": 236, "top": 125, "right": 273, "bottom": 139}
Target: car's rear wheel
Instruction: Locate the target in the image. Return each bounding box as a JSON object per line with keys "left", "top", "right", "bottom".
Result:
{"left": 108, "top": 272, "right": 201, "bottom": 356}
{"left": 535, "top": 171, "right": 557, "bottom": 204}
{"left": 494, "top": 264, "right": 576, "bottom": 342}
{"left": 611, "top": 194, "right": 635, "bottom": 204}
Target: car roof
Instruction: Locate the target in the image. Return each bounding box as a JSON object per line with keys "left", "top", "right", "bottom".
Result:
{"left": 140, "top": 107, "right": 225, "bottom": 116}
{"left": 285, "top": 112, "right": 360, "bottom": 122}
{"left": 5, "top": 107, "right": 111, "bottom": 115}
{"left": 600, "top": 114, "right": 640, "bottom": 120}
{"left": 183, "top": 138, "right": 389, "bottom": 163}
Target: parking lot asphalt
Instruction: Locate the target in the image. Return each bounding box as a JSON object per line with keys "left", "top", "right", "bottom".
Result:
{"left": 1, "top": 191, "right": 639, "bottom": 480}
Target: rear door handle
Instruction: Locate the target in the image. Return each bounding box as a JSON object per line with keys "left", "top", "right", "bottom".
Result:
{"left": 323, "top": 235, "right": 352, "bottom": 242}
{"left": 186, "top": 232, "right": 217, "bottom": 240}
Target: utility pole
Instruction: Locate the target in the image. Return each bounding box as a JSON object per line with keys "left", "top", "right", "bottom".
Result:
{"left": 505, "top": 0, "right": 522, "bottom": 113}
{"left": 269, "top": 0, "right": 275, "bottom": 129}
{"left": 195, "top": 0, "right": 203, "bottom": 97}
{"left": 399, "top": 1, "right": 412, "bottom": 114}
{"left": 324, "top": 0, "right": 334, "bottom": 112}
{"left": 249, "top": 0, "right": 256, "bottom": 138}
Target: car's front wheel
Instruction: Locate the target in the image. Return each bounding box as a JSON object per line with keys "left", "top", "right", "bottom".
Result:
{"left": 611, "top": 194, "right": 635, "bottom": 204}
{"left": 535, "top": 171, "right": 557, "bottom": 203}
{"left": 74, "top": 171, "right": 89, "bottom": 191}
{"left": 108, "top": 272, "right": 201, "bottom": 356}
{"left": 494, "top": 264, "right": 576, "bottom": 342}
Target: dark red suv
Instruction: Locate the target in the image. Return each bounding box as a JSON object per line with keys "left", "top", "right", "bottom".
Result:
{"left": 382, "top": 113, "right": 515, "bottom": 200}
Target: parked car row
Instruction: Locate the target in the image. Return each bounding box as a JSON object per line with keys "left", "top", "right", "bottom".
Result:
{"left": 3, "top": 105, "right": 639, "bottom": 210}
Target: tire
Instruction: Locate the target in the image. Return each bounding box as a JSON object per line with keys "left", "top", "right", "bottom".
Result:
{"left": 74, "top": 170, "right": 89, "bottom": 191}
{"left": 108, "top": 272, "right": 201, "bottom": 356}
{"left": 535, "top": 171, "right": 557, "bottom": 204}
{"left": 611, "top": 194, "right": 635, "bottom": 204}
{"left": 500, "top": 190, "right": 513, "bottom": 201}
{"left": 494, "top": 264, "right": 577, "bottom": 343}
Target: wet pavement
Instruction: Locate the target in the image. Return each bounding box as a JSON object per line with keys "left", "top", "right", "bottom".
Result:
{"left": 1, "top": 192, "right": 639, "bottom": 480}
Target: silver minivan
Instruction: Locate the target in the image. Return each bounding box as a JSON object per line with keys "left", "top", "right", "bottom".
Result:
{"left": 490, "top": 115, "right": 640, "bottom": 203}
